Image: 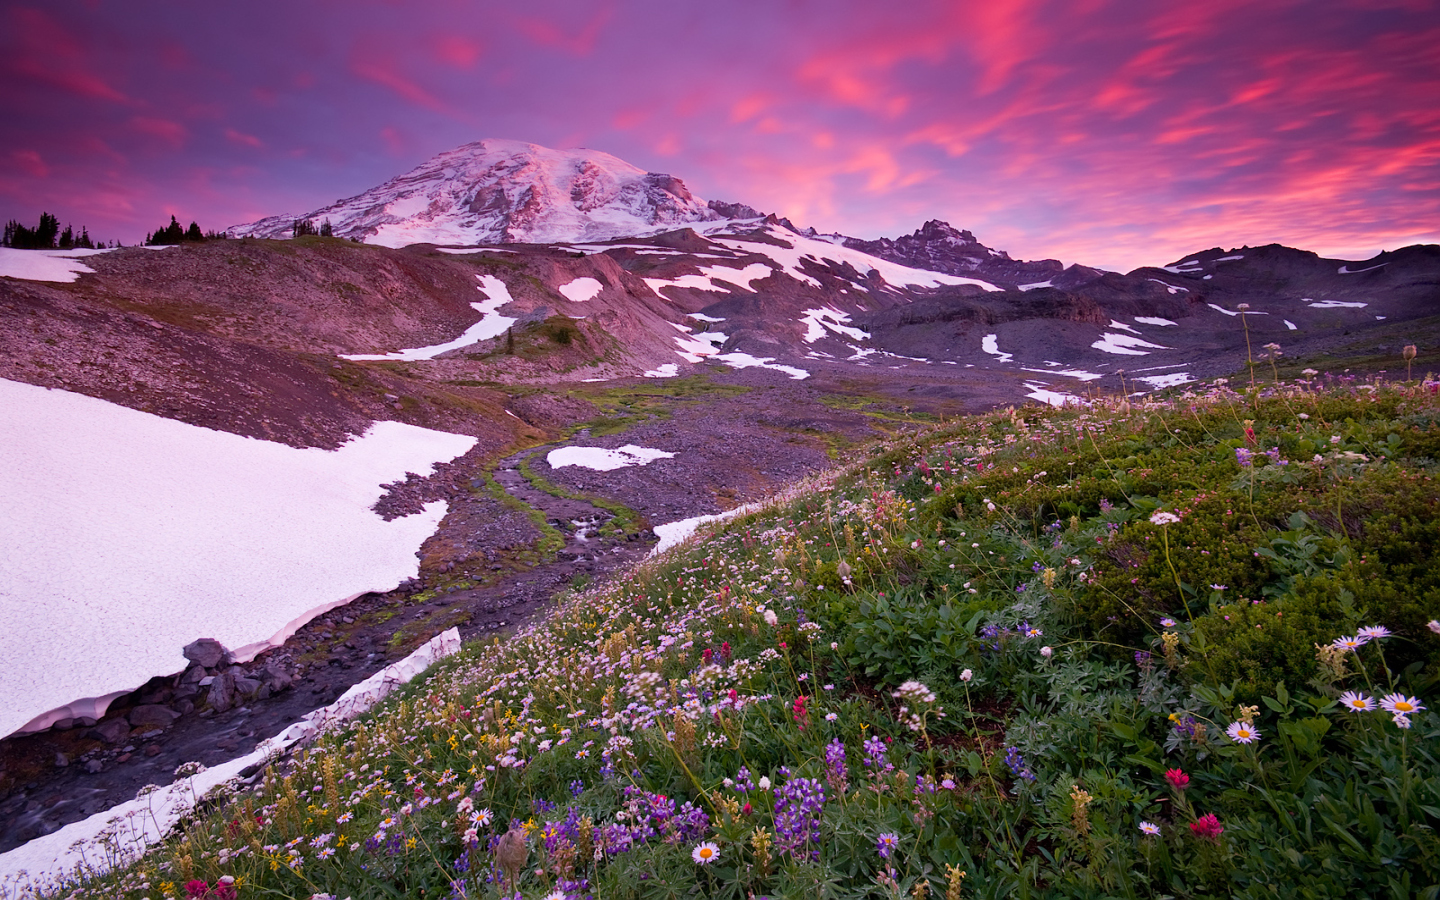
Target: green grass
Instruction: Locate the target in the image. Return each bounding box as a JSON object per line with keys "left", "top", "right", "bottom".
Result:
{"left": 516, "top": 452, "right": 647, "bottom": 538}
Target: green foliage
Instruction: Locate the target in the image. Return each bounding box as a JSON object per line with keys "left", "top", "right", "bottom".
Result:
{"left": 32, "top": 379, "right": 1440, "bottom": 900}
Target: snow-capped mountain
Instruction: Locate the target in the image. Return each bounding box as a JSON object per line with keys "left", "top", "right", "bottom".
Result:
{"left": 229, "top": 139, "right": 739, "bottom": 247}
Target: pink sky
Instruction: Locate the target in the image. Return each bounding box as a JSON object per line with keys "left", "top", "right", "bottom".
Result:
{"left": 2, "top": 0, "right": 1437, "bottom": 271}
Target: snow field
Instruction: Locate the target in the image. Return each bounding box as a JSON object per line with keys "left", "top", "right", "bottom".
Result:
{"left": 0, "top": 378, "right": 475, "bottom": 737}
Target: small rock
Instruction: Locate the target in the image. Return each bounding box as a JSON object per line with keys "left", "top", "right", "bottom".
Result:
{"left": 76, "top": 716, "right": 96, "bottom": 727}
{"left": 52, "top": 718, "right": 74, "bottom": 731}
{"left": 233, "top": 677, "right": 261, "bottom": 698}
{"left": 143, "top": 744, "right": 161, "bottom": 757}
{"left": 183, "top": 638, "right": 228, "bottom": 669}
{"left": 116, "top": 753, "right": 132, "bottom": 763}
{"left": 54, "top": 752, "right": 69, "bottom": 768}
{"left": 199, "top": 675, "right": 215, "bottom": 687}
{"left": 84, "top": 759, "right": 103, "bottom": 774}
{"left": 342, "top": 616, "right": 354, "bottom": 624}
{"left": 179, "top": 666, "right": 206, "bottom": 686}
{"left": 173, "top": 699, "right": 195, "bottom": 715}
{"left": 129, "top": 705, "right": 181, "bottom": 729}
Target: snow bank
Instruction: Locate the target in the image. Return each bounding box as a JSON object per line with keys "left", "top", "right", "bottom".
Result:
{"left": 643, "top": 363, "right": 680, "bottom": 378}
{"left": 0, "top": 378, "right": 475, "bottom": 738}
{"left": 341, "top": 275, "right": 517, "bottom": 360}
{"left": 547, "top": 444, "right": 675, "bottom": 471}
{"left": 650, "top": 505, "right": 757, "bottom": 557}
{"left": 1307, "top": 299, "right": 1368, "bottom": 309}
{"left": 1017, "top": 280, "right": 1053, "bottom": 291}
{"left": 0, "top": 629, "right": 462, "bottom": 893}
{"left": 1134, "top": 316, "right": 1178, "bottom": 326}
{"left": 558, "top": 277, "right": 604, "bottom": 302}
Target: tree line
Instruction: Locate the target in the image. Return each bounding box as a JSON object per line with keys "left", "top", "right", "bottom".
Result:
{"left": 2, "top": 212, "right": 99, "bottom": 249}
{"left": 145, "top": 215, "right": 229, "bottom": 245}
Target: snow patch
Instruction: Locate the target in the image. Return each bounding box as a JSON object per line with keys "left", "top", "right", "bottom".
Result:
{"left": 342, "top": 275, "right": 517, "bottom": 360}
{"left": 558, "top": 276, "right": 603, "bottom": 302}
{"left": 650, "top": 505, "right": 757, "bottom": 557}
{"left": 0, "top": 378, "right": 475, "bottom": 738}
{"left": 712, "top": 352, "right": 810, "bottom": 380}
{"left": 1019, "top": 366, "right": 1104, "bottom": 381}
{"left": 1024, "top": 382, "right": 1085, "bottom": 407}
{"left": 800, "top": 307, "right": 869, "bottom": 343}
{"left": 1134, "top": 316, "right": 1178, "bottom": 326}
{"left": 1285, "top": 320, "right": 1298, "bottom": 330}
{"left": 1147, "top": 278, "right": 1189, "bottom": 294}
{"left": 1108, "top": 319, "right": 1141, "bottom": 334}
{"left": 0, "top": 246, "right": 170, "bottom": 283}
{"left": 643, "top": 263, "right": 774, "bottom": 297}
{"left": 687, "top": 312, "right": 725, "bottom": 323}
{"left": 1134, "top": 372, "right": 1195, "bottom": 389}
{"left": 1092, "top": 333, "right": 1171, "bottom": 356}
{"left": 1307, "top": 299, "right": 1369, "bottom": 309}
{"left": 1338, "top": 263, "right": 1386, "bottom": 274}
{"left": 547, "top": 444, "right": 675, "bottom": 471}
{"left": 981, "top": 334, "right": 1012, "bottom": 363}
{"left": 1207, "top": 303, "right": 1268, "bottom": 317}
{"left": 643, "top": 363, "right": 680, "bottom": 378}
{"left": 1018, "top": 280, "right": 1053, "bottom": 291}
{"left": 1214, "top": 254, "right": 1244, "bottom": 262}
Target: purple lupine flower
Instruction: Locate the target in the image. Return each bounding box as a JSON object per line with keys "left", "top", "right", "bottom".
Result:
{"left": 773, "top": 776, "right": 826, "bottom": 858}
{"left": 862, "top": 735, "right": 893, "bottom": 773}
{"left": 1003, "top": 746, "right": 1036, "bottom": 783}
{"left": 1235, "top": 447, "right": 1253, "bottom": 467}
{"left": 824, "top": 739, "right": 849, "bottom": 793}
{"left": 732, "top": 766, "right": 757, "bottom": 793}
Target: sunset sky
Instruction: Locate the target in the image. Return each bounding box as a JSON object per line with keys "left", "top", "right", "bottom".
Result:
{"left": 2, "top": 0, "right": 1437, "bottom": 271}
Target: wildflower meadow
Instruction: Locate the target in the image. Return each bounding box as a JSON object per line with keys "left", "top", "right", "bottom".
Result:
{"left": 9, "top": 374, "right": 1440, "bottom": 899}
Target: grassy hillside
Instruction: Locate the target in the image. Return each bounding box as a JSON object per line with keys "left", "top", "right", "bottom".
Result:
{"left": 26, "top": 376, "right": 1440, "bottom": 899}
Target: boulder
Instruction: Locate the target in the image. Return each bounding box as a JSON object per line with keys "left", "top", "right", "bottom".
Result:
{"left": 129, "top": 704, "right": 180, "bottom": 728}
{"left": 207, "top": 672, "right": 237, "bottom": 713}
{"left": 179, "top": 666, "right": 207, "bottom": 686}
{"left": 183, "top": 638, "right": 228, "bottom": 669}
{"left": 233, "top": 677, "right": 261, "bottom": 698}
{"left": 261, "top": 664, "right": 292, "bottom": 691}
{"left": 87, "top": 718, "right": 131, "bottom": 744}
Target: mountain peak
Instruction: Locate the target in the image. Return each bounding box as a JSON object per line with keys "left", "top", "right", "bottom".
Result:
{"left": 230, "top": 139, "right": 729, "bottom": 247}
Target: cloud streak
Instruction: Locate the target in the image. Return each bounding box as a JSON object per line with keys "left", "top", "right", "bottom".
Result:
{"left": 0, "top": 1, "right": 1433, "bottom": 269}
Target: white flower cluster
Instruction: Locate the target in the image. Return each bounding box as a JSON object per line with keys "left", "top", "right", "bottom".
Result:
{"left": 892, "top": 680, "right": 945, "bottom": 732}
